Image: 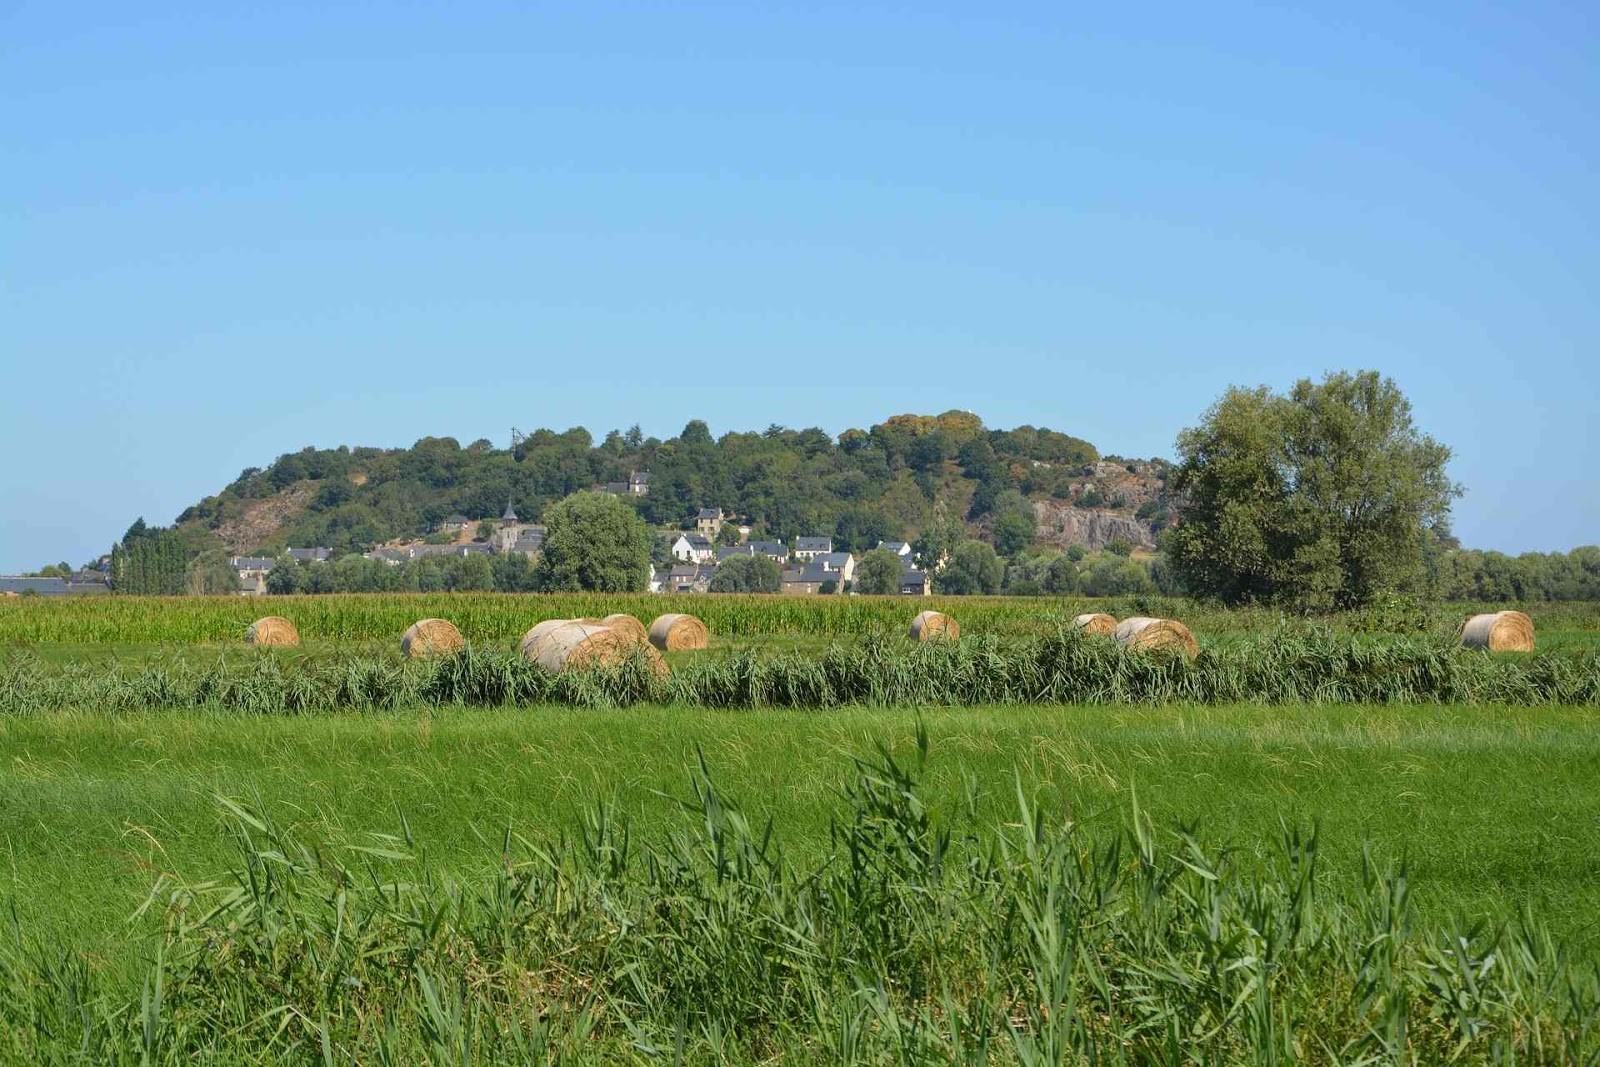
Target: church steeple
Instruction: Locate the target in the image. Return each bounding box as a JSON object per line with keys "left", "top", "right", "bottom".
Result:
{"left": 502, "top": 499, "right": 518, "bottom": 523}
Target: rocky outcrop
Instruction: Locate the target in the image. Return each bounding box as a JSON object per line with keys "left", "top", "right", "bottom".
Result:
{"left": 1033, "top": 501, "right": 1156, "bottom": 551}
{"left": 214, "top": 482, "right": 317, "bottom": 554}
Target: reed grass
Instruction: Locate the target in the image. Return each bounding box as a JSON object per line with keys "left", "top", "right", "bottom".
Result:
{"left": 5, "top": 628, "right": 1597, "bottom": 715}
{"left": 1, "top": 743, "right": 1595, "bottom": 1062}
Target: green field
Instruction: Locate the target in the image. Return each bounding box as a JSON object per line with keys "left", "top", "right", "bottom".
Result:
{"left": 2, "top": 593, "right": 1599, "bottom": 1060}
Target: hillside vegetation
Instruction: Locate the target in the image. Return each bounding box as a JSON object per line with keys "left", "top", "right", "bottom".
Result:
{"left": 174, "top": 412, "right": 1155, "bottom": 556}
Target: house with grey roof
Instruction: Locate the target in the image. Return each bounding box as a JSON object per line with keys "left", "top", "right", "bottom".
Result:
{"left": 780, "top": 562, "right": 843, "bottom": 596}
{"left": 509, "top": 526, "right": 545, "bottom": 557}
{"left": 671, "top": 533, "right": 716, "bottom": 564}
{"left": 877, "top": 540, "right": 913, "bottom": 560}
{"left": 694, "top": 508, "right": 725, "bottom": 538}
{"left": 231, "top": 555, "right": 277, "bottom": 595}
{"left": 0, "top": 576, "right": 99, "bottom": 597}
{"left": 287, "top": 547, "right": 333, "bottom": 563}
{"left": 899, "top": 569, "right": 931, "bottom": 596}
{"left": 661, "top": 563, "right": 716, "bottom": 593}
{"left": 716, "top": 540, "right": 787, "bottom": 564}
{"left": 792, "top": 536, "right": 833, "bottom": 561}
{"left": 811, "top": 552, "right": 856, "bottom": 584}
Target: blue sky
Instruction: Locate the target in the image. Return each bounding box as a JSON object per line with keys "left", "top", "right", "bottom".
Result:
{"left": 3, "top": 1, "right": 1595, "bottom": 570}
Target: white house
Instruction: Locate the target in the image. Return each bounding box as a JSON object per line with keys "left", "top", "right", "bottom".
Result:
{"left": 793, "top": 536, "right": 833, "bottom": 562}
{"left": 671, "top": 533, "right": 717, "bottom": 564}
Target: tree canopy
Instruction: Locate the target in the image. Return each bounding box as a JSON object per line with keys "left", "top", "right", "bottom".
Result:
{"left": 533, "top": 492, "right": 652, "bottom": 593}
{"left": 708, "top": 554, "right": 782, "bottom": 593}
{"left": 1168, "top": 371, "right": 1458, "bottom": 609}
{"left": 853, "top": 549, "right": 905, "bottom": 595}
{"left": 176, "top": 412, "right": 1103, "bottom": 557}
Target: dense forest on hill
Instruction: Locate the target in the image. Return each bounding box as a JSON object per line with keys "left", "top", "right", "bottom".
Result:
{"left": 94, "top": 403, "right": 1599, "bottom": 602}
{"left": 176, "top": 411, "right": 1131, "bottom": 556}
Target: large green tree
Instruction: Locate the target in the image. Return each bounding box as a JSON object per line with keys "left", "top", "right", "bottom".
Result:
{"left": 533, "top": 491, "right": 652, "bottom": 592}
{"left": 937, "top": 540, "right": 1003, "bottom": 595}
{"left": 853, "top": 549, "right": 905, "bottom": 595}
{"left": 1168, "top": 371, "right": 1458, "bottom": 609}
{"left": 708, "top": 554, "right": 782, "bottom": 593}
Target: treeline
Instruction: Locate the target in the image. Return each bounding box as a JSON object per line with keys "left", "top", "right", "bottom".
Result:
{"left": 1430, "top": 545, "right": 1600, "bottom": 602}
{"left": 176, "top": 411, "right": 1110, "bottom": 556}
{"left": 266, "top": 553, "right": 539, "bottom": 595}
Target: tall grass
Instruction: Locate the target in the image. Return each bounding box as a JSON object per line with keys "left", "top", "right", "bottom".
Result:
{"left": 2, "top": 744, "right": 1594, "bottom": 1062}
{"left": 5, "top": 629, "right": 1598, "bottom": 714}
{"left": 5, "top": 591, "right": 1598, "bottom": 646}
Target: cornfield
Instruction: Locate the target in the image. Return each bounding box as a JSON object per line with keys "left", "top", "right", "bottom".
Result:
{"left": 3, "top": 591, "right": 1597, "bottom": 645}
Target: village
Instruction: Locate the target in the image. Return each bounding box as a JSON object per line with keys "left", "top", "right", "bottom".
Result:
{"left": 225, "top": 490, "right": 932, "bottom": 597}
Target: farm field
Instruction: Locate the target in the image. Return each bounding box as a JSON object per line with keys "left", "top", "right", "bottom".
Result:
{"left": 2, "top": 593, "right": 1599, "bottom": 1060}
{"left": 6, "top": 702, "right": 1600, "bottom": 956}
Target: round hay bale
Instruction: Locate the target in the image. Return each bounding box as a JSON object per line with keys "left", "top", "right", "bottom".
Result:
{"left": 1460, "top": 610, "right": 1535, "bottom": 652}
{"left": 401, "top": 618, "right": 465, "bottom": 658}
{"left": 1112, "top": 617, "right": 1198, "bottom": 658}
{"left": 601, "top": 613, "right": 650, "bottom": 645}
{"left": 246, "top": 616, "right": 299, "bottom": 647}
{"left": 1071, "top": 613, "right": 1118, "bottom": 637}
{"left": 518, "top": 618, "right": 575, "bottom": 659}
{"left": 648, "top": 613, "right": 709, "bottom": 651}
{"left": 909, "top": 610, "right": 959, "bottom": 642}
{"left": 525, "top": 623, "right": 668, "bottom": 676}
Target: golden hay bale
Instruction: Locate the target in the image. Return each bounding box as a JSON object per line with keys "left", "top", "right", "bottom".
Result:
{"left": 401, "top": 618, "right": 465, "bottom": 658}
{"left": 1071, "top": 613, "right": 1118, "bottom": 637}
{"left": 909, "top": 610, "right": 960, "bottom": 642}
{"left": 525, "top": 623, "right": 669, "bottom": 676}
{"left": 1460, "top": 610, "right": 1535, "bottom": 652}
{"left": 245, "top": 616, "right": 299, "bottom": 647}
{"left": 1113, "top": 617, "right": 1198, "bottom": 658}
{"left": 601, "top": 613, "right": 650, "bottom": 645}
{"left": 517, "top": 619, "right": 575, "bottom": 659}
{"left": 648, "top": 613, "right": 709, "bottom": 651}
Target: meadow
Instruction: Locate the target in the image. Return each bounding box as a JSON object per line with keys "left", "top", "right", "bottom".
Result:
{"left": 2, "top": 592, "right": 1598, "bottom": 1061}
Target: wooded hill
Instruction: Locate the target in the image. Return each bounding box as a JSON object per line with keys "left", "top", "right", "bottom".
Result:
{"left": 174, "top": 411, "right": 1171, "bottom": 557}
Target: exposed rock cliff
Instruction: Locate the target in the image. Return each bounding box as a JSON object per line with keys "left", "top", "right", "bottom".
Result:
{"left": 1032, "top": 501, "right": 1157, "bottom": 550}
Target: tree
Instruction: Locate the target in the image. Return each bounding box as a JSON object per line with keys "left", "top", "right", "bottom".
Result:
{"left": 186, "top": 550, "right": 241, "bottom": 595}
{"left": 854, "top": 549, "right": 904, "bottom": 595}
{"left": 708, "top": 554, "right": 781, "bottom": 593}
{"left": 534, "top": 491, "right": 652, "bottom": 592}
{"left": 265, "top": 557, "right": 301, "bottom": 595}
{"left": 937, "top": 540, "right": 1003, "bottom": 595}
{"left": 1168, "top": 371, "right": 1458, "bottom": 610}
{"left": 991, "top": 489, "right": 1036, "bottom": 557}
{"left": 715, "top": 523, "right": 742, "bottom": 547}
{"left": 1079, "top": 553, "right": 1156, "bottom": 596}
{"left": 913, "top": 498, "right": 964, "bottom": 573}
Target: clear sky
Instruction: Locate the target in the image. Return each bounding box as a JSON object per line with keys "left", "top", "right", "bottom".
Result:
{"left": 3, "top": 1, "right": 1595, "bottom": 571}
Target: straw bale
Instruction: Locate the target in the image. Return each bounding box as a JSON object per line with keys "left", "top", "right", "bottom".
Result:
{"left": 909, "top": 610, "right": 960, "bottom": 642}
{"left": 246, "top": 616, "right": 299, "bottom": 647}
{"left": 648, "top": 613, "right": 709, "bottom": 651}
{"left": 518, "top": 618, "right": 575, "bottom": 659}
{"left": 1112, "top": 616, "right": 1198, "bottom": 657}
{"left": 1460, "top": 611, "right": 1535, "bottom": 652}
{"left": 401, "top": 618, "right": 465, "bottom": 658}
{"left": 1071, "top": 613, "right": 1118, "bottom": 637}
{"left": 601, "top": 613, "right": 650, "bottom": 645}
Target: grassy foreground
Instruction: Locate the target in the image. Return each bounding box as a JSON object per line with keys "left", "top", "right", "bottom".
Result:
{"left": 3, "top": 703, "right": 1599, "bottom": 1061}
{"left": 5, "top": 703, "right": 1599, "bottom": 953}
